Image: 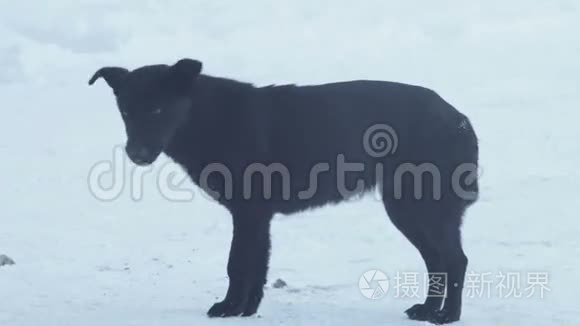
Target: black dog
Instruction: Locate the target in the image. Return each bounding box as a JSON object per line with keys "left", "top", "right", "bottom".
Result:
{"left": 89, "top": 58, "right": 479, "bottom": 324}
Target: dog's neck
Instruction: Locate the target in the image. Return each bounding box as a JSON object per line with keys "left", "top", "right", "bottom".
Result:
{"left": 163, "top": 74, "right": 258, "bottom": 169}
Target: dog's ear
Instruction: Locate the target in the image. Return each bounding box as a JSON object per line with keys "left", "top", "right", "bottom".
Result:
{"left": 168, "top": 58, "right": 203, "bottom": 94}
{"left": 88, "top": 67, "right": 129, "bottom": 91}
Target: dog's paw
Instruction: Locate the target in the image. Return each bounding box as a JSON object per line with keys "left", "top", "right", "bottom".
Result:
{"left": 428, "top": 308, "right": 460, "bottom": 325}
{"left": 405, "top": 303, "right": 438, "bottom": 321}
{"left": 241, "top": 292, "right": 263, "bottom": 317}
{"left": 207, "top": 299, "right": 247, "bottom": 318}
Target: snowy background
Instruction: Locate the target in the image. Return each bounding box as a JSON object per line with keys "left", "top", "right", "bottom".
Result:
{"left": 0, "top": 0, "right": 579, "bottom": 325}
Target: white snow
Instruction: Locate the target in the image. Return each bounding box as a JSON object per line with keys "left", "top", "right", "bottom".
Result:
{"left": 0, "top": 1, "right": 579, "bottom": 325}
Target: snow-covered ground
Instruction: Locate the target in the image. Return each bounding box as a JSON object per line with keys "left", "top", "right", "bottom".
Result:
{"left": 1, "top": 1, "right": 579, "bottom": 325}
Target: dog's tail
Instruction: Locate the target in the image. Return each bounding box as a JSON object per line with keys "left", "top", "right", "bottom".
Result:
{"left": 454, "top": 115, "right": 479, "bottom": 205}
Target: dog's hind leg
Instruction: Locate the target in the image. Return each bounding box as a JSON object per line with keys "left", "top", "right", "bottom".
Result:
{"left": 425, "top": 206, "right": 468, "bottom": 325}
{"left": 383, "top": 202, "right": 446, "bottom": 321}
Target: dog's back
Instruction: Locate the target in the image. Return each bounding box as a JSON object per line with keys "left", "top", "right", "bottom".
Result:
{"left": 232, "top": 80, "right": 478, "bottom": 212}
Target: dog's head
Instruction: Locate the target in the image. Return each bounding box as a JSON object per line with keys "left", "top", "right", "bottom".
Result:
{"left": 89, "top": 59, "right": 202, "bottom": 166}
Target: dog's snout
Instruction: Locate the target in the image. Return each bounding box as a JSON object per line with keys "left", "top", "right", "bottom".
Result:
{"left": 126, "top": 146, "right": 155, "bottom": 165}
{"left": 126, "top": 146, "right": 150, "bottom": 158}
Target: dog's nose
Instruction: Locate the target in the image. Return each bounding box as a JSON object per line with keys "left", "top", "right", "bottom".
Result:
{"left": 126, "top": 146, "right": 153, "bottom": 165}
{"left": 127, "top": 147, "right": 150, "bottom": 158}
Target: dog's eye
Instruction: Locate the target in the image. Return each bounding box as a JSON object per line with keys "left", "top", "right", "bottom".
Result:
{"left": 151, "top": 108, "right": 162, "bottom": 115}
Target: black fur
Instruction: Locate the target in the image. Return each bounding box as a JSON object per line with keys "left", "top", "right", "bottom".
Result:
{"left": 89, "top": 58, "right": 479, "bottom": 324}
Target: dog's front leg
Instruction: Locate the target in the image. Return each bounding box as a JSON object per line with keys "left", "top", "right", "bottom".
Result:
{"left": 207, "top": 209, "right": 272, "bottom": 317}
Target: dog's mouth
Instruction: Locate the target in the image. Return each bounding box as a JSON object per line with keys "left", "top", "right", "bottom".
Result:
{"left": 130, "top": 155, "right": 157, "bottom": 166}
